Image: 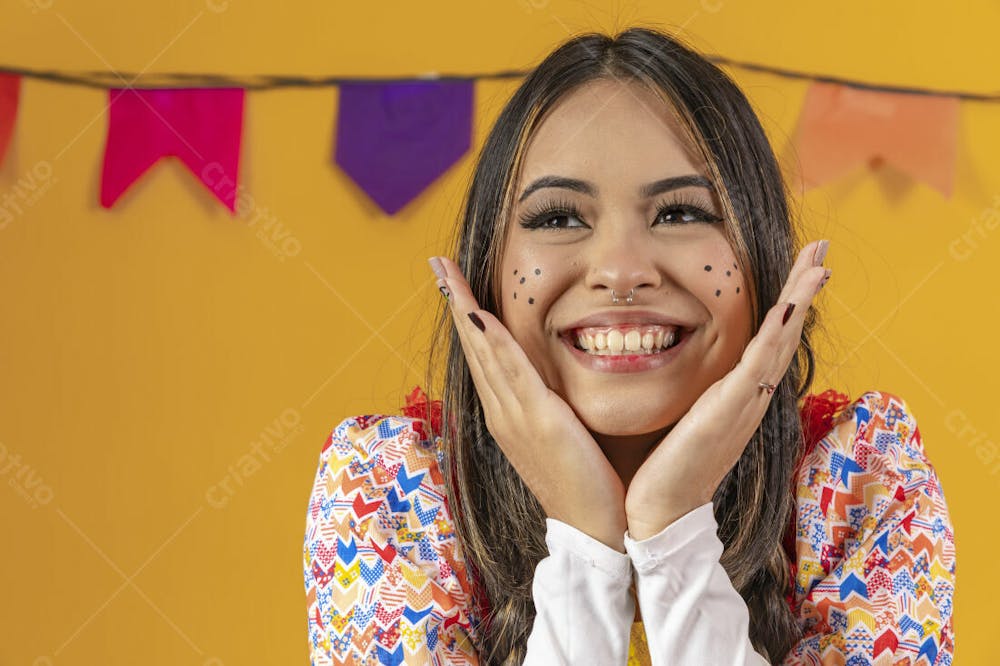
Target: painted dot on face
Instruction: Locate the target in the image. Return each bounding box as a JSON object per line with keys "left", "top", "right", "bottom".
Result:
{"left": 514, "top": 269, "right": 518, "bottom": 275}
{"left": 736, "top": 286, "right": 740, "bottom": 294}
{"left": 528, "top": 297, "right": 535, "bottom": 304}
{"left": 715, "top": 289, "right": 721, "bottom": 297}
{"left": 519, "top": 276, "right": 526, "bottom": 284}
{"left": 726, "top": 270, "right": 731, "bottom": 276}
{"left": 534, "top": 268, "right": 541, "bottom": 275}
{"left": 514, "top": 292, "right": 517, "bottom": 299}
{"left": 704, "top": 265, "right": 712, "bottom": 271}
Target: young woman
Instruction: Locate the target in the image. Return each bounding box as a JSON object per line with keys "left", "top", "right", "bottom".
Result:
{"left": 303, "top": 26, "right": 955, "bottom": 665}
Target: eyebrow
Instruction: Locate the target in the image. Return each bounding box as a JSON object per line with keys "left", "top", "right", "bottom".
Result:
{"left": 517, "top": 174, "right": 714, "bottom": 203}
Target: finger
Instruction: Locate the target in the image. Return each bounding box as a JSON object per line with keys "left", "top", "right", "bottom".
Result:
{"left": 738, "top": 264, "right": 829, "bottom": 393}
{"left": 776, "top": 239, "right": 829, "bottom": 305}
{"left": 727, "top": 262, "right": 826, "bottom": 407}
{"left": 434, "top": 258, "right": 503, "bottom": 412}
{"left": 770, "top": 263, "right": 831, "bottom": 365}
{"left": 434, "top": 256, "right": 544, "bottom": 422}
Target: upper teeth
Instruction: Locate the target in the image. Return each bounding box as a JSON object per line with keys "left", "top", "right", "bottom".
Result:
{"left": 573, "top": 325, "right": 679, "bottom": 353}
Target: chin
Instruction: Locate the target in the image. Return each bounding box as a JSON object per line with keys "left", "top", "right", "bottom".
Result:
{"left": 568, "top": 391, "right": 678, "bottom": 436}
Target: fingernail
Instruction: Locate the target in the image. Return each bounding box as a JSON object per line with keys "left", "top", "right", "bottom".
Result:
{"left": 812, "top": 240, "right": 829, "bottom": 267}
{"left": 428, "top": 256, "right": 447, "bottom": 280}
{"left": 816, "top": 268, "right": 832, "bottom": 293}
{"left": 782, "top": 302, "right": 796, "bottom": 325}
{"left": 436, "top": 278, "right": 451, "bottom": 301}
{"left": 468, "top": 311, "right": 485, "bottom": 332}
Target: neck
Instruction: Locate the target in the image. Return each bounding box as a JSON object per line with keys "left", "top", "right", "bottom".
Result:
{"left": 592, "top": 425, "right": 671, "bottom": 490}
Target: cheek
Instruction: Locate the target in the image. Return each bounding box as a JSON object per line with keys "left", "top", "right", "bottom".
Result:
{"left": 694, "top": 247, "right": 754, "bottom": 348}
{"left": 692, "top": 245, "right": 747, "bottom": 310}
{"left": 505, "top": 261, "right": 551, "bottom": 308}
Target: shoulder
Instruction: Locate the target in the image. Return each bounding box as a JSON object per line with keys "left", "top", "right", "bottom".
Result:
{"left": 316, "top": 412, "right": 446, "bottom": 482}
{"left": 797, "top": 389, "right": 941, "bottom": 500}
{"left": 309, "top": 412, "right": 456, "bottom": 554}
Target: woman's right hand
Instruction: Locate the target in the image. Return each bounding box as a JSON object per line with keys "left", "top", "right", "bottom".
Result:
{"left": 430, "top": 256, "right": 628, "bottom": 552}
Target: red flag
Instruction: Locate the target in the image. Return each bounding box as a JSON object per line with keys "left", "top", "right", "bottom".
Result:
{"left": 101, "top": 87, "right": 244, "bottom": 212}
{"left": 0, "top": 73, "right": 21, "bottom": 167}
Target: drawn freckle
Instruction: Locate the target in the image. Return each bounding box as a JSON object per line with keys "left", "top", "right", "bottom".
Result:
{"left": 733, "top": 263, "right": 737, "bottom": 270}
{"left": 715, "top": 289, "right": 721, "bottom": 297}
{"left": 704, "top": 265, "right": 712, "bottom": 271}
{"left": 514, "top": 292, "right": 517, "bottom": 299}
{"left": 736, "top": 286, "right": 740, "bottom": 293}
{"left": 534, "top": 268, "right": 541, "bottom": 275}
{"left": 519, "top": 276, "right": 526, "bottom": 284}
{"left": 514, "top": 269, "right": 518, "bottom": 275}
{"left": 726, "top": 270, "right": 731, "bottom": 277}
{"left": 528, "top": 297, "right": 535, "bottom": 304}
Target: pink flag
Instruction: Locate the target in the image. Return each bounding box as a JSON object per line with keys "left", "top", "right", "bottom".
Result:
{"left": 794, "top": 81, "right": 959, "bottom": 197}
{"left": 101, "top": 87, "right": 244, "bottom": 212}
{"left": 0, "top": 73, "right": 21, "bottom": 167}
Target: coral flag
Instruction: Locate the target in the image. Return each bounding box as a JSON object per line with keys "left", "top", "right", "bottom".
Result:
{"left": 334, "top": 80, "right": 473, "bottom": 215}
{"left": 101, "top": 87, "right": 244, "bottom": 211}
{"left": 0, "top": 73, "right": 21, "bottom": 167}
{"left": 793, "top": 81, "right": 959, "bottom": 197}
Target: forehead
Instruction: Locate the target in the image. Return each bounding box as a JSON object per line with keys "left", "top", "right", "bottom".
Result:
{"left": 516, "top": 78, "right": 708, "bottom": 192}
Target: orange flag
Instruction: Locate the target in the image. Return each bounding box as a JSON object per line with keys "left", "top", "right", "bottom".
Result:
{"left": 793, "top": 81, "right": 959, "bottom": 197}
{"left": 0, "top": 73, "right": 20, "bottom": 166}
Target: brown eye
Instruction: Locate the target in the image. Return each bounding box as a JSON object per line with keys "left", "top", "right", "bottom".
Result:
{"left": 655, "top": 204, "right": 723, "bottom": 225}
{"left": 518, "top": 198, "right": 588, "bottom": 231}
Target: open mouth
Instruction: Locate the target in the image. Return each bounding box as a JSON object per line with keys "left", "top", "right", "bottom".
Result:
{"left": 564, "top": 325, "right": 688, "bottom": 356}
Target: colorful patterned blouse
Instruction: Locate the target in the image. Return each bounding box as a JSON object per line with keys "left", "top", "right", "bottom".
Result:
{"left": 303, "top": 388, "right": 956, "bottom": 665}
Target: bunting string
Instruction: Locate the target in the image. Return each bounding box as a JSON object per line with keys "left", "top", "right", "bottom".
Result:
{"left": 1, "top": 57, "right": 999, "bottom": 101}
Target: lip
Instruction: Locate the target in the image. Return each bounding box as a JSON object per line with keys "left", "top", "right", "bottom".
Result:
{"left": 560, "top": 326, "right": 693, "bottom": 374}
{"left": 559, "top": 309, "right": 695, "bottom": 336}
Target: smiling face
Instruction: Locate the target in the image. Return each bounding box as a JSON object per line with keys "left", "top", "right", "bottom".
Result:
{"left": 498, "top": 77, "right": 755, "bottom": 443}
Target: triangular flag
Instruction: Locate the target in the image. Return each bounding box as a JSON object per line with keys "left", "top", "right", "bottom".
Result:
{"left": 334, "top": 80, "right": 473, "bottom": 215}
{"left": 0, "top": 73, "right": 21, "bottom": 167}
{"left": 101, "top": 87, "right": 245, "bottom": 212}
{"left": 793, "top": 81, "right": 959, "bottom": 197}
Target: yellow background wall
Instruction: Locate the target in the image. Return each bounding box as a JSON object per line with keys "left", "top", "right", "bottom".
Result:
{"left": 1, "top": 1, "right": 995, "bottom": 663}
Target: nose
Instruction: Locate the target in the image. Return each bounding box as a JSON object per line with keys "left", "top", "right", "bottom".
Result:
{"left": 583, "top": 227, "right": 662, "bottom": 298}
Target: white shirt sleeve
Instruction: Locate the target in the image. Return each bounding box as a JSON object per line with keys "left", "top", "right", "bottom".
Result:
{"left": 623, "top": 501, "right": 772, "bottom": 665}
{"left": 523, "top": 517, "right": 636, "bottom": 665}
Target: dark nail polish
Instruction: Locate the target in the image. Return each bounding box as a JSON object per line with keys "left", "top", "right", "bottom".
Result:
{"left": 782, "top": 302, "right": 796, "bottom": 325}
{"left": 816, "top": 268, "right": 832, "bottom": 293}
{"left": 436, "top": 278, "right": 451, "bottom": 301}
{"left": 468, "top": 311, "right": 485, "bottom": 332}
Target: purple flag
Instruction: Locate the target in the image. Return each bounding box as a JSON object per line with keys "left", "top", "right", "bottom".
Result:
{"left": 334, "top": 80, "right": 473, "bottom": 215}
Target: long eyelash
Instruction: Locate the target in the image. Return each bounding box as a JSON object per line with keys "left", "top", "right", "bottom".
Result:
{"left": 517, "top": 197, "right": 584, "bottom": 230}
{"left": 654, "top": 191, "right": 724, "bottom": 224}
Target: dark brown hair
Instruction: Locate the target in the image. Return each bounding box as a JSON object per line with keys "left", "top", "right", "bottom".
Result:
{"left": 421, "top": 25, "right": 816, "bottom": 664}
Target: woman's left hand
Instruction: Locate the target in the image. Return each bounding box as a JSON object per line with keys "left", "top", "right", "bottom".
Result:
{"left": 623, "top": 240, "right": 831, "bottom": 540}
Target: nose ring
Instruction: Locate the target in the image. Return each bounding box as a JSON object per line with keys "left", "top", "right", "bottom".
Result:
{"left": 610, "top": 288, "right": 634, "bottom": 304}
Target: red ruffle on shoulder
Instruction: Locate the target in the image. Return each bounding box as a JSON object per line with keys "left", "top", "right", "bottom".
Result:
{"left": 400, "top": 385, "right": 443, "bottom": 442}
{"left": 798, "top": 389, "right": 853, "bottom": 459}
